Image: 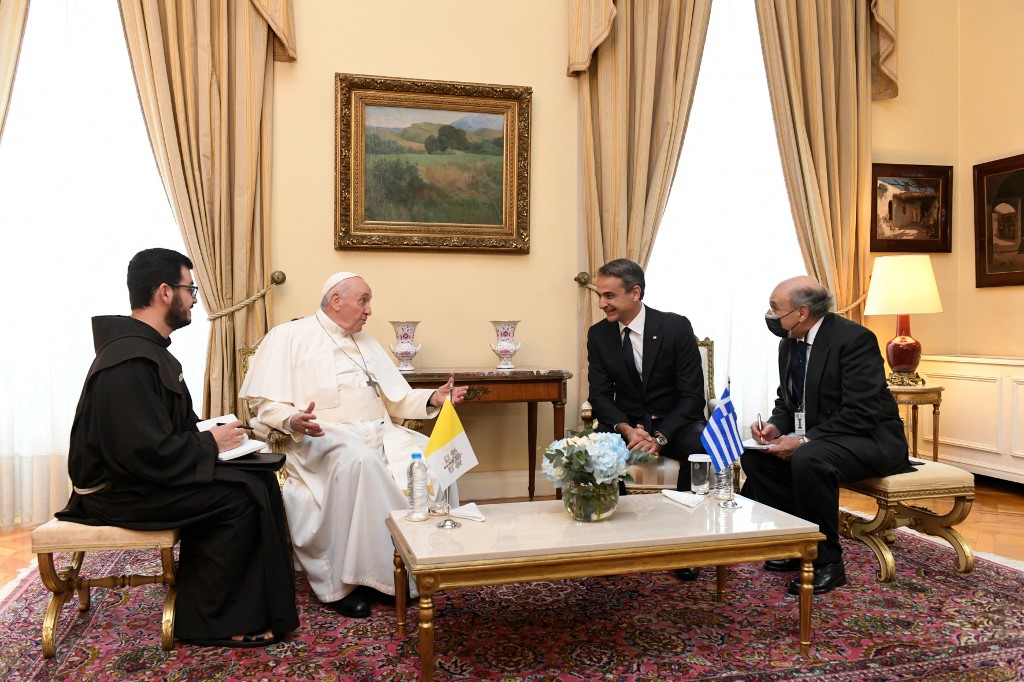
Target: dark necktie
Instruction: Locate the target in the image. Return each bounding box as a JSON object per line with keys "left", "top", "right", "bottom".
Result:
{"left": 789, "top": 340, "right": 807, "bottom": 407}
{"left": 622, "top": 327, "right": 642, "bottom": 386}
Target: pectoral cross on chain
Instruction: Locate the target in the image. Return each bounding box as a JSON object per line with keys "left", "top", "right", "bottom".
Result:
{"left": 366, "top": 371, "right": 381, "bottom": 398}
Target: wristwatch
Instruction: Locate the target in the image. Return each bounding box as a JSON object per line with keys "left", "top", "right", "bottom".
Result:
{"left": 654, "top": 433, "right": 668, "bottom": 448}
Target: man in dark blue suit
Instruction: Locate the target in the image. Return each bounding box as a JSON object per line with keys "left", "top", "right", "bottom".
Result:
{"left": 587, "top": 258, "right": 708, "bottom": 538}
{"left": 742, "top": 276, "right": 911, "bottom": 595}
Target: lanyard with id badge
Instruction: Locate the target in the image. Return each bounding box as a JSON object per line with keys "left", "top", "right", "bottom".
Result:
{"left": 791, "top": 339, "right": 808, "bottom": 439}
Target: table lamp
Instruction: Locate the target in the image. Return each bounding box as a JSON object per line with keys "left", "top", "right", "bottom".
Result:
{"left": 864, "top": 255, "right": 943, "bottom": 386}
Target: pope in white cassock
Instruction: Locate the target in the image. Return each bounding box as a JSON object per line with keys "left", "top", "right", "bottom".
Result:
{"left": 239, "top": 272, "right": 467, "bottom": 619}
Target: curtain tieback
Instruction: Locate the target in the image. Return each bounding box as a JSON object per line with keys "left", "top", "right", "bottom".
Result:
{"left": 206, "top": 270, "right": 287, "bottom": 321}
{"left": 834, "top": 289, "right": 868, "bottom": 316}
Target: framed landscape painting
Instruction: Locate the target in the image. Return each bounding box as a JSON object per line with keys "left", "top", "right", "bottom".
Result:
{"left": 870, "top": 163, "right": 952, "bottom": 253}
{"left": 335, "top": 73, "right": 532, "bottom": 253}
{"left": 973, "top": 153, "right": 1024, "bottom": 287}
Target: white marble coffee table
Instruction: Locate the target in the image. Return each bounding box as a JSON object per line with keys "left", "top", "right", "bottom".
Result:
{"left": 387, "top": 494, "right": 824, "bottom": 682}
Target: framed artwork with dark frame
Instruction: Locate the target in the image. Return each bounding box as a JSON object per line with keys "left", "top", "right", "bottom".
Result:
{"left": 870, "top": 163, "right": 952, "bottom": 253}
{"left": 973, "top": 153, "right": 1024, "bottom": 287}
{"left": 335, "top": 73, "right": 532, "bottom": 253}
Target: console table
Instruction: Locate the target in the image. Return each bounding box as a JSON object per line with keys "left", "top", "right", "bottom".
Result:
{"left": 404, "top": 368, "right": 572, "bottom": 500}
{"left": 889, "top": 385, "right": 944, "bottom": 462}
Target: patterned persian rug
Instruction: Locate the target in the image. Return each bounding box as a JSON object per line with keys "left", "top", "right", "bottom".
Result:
{"left": 2, "top": 530, "right": 1023, "bottom": 681}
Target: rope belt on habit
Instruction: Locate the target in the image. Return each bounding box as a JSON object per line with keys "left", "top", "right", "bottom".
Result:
{"left": 73, "top": 483, "right": 107, "bottom": 495}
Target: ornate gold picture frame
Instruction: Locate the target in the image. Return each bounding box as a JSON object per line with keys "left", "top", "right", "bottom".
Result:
{"left": 335, "top": 73, "right": 531, "bottom": 253}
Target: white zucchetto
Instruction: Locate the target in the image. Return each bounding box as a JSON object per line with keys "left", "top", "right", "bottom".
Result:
{"left": 321, "top": 272, "right": 359, "bottom": 297}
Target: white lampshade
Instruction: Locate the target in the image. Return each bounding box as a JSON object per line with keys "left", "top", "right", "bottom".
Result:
{"left": 864, "top": 255, "right": 943, "bottom": 316}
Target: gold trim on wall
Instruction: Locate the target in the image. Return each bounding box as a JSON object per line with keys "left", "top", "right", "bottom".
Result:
{"left": 335, "top": 73, "right": 532, "bottom": 253}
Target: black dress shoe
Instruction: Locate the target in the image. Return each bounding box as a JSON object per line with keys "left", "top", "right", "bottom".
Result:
{"left": 325, "top": 591, "right": 372, "bottom": 618}
{"left": 763, "top": 558, "right": 802, "bottom": 572}
{"left": 787, "top": 563, "right": 847, "bottom": 595}
{"left": 674, "top": 567, "right": 700, "bottom": 582}
{"left": 362, "top": 587, "right": 396, "bottom": 606}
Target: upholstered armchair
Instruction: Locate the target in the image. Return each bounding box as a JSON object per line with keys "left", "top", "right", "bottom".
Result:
{"left": 236, "top": 339, "right": 291, "bottom": 493}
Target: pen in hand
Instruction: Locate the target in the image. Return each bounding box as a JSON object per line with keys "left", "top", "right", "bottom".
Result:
{"left": 756, "top": 413, "right": 764, "bottom": 444}
{"left": 216, "top": 423, "right": 254, "bottom": 430}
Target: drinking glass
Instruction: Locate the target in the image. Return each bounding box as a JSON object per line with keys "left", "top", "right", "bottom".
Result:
{"left": 689, "top": 454, "right": 711, "bottom": 495}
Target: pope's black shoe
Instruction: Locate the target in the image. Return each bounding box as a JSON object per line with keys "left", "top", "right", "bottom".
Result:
{"left": 787, "top": 562, "right": 847, "bottom": 595}
{"left": 325, "top": 590, "right": 372, "bottom": 618}
{"left": 763, "top": 558, "right": 802, "bottom": 572}
{"left": 674, "top": 567, "right": 700, "bottom": 582}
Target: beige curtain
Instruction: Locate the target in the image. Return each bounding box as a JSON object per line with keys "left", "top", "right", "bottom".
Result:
{"left": 568, "top": 0, "right": 713, "bottom": 413}
{"left": 756, "top": 0, "right": 878, "bottom": 322}
{"left": 871, "top": 0, "right": 897, "bottom": 101}
{"left": 0, "top": 0, "right": 30, "bottom": 143}
{"left": 118, "top": 0, "right": 296, "bottom": 417}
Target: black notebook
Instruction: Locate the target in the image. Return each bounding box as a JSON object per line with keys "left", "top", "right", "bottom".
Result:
{"left": 215, "top": 451, "right": 285, "bottom": 472}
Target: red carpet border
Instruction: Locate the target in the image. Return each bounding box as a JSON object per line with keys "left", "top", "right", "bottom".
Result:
{"left": 2, "top": 530, "right": 1023, "bottom": 681}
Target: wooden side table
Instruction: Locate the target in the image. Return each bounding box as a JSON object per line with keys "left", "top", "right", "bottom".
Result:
{"left": 404, "top": 367, "right": 572, "bottom": 500}
{"left": 888, "top": 385, "right": 944, "bottom": 461}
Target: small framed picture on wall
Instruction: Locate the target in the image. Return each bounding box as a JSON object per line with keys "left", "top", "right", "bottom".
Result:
{"left": 973, "top": 153, "right": 1024, "bottom": 288}
{"left": 870, "top": 163, "right": 953, "bottom": 253}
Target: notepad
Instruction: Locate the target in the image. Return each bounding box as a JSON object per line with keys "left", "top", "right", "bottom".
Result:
{"left": 742, "top": 438, "right": 772, "bottom": 451}
{"left": 197, "top": 414, "right": 267, "bottom": 461}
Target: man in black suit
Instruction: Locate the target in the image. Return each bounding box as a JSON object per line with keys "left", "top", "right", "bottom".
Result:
{"left": 587, "top": 257, "right": 707, "bottom": 496}
{"left": 742, "top": 276, "right": 910, "bottom": 595}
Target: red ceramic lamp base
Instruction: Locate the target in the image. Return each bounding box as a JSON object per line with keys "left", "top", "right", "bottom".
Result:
{"left": 885, "top": 314, "right": 925, "bottom": 386}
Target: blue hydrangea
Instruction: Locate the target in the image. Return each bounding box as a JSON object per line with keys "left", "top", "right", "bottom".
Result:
{"left": 542, "top": 431, "right": 642, "bottom": 488}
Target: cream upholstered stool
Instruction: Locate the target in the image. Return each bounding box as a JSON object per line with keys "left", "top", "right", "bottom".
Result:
{"left": 839, "top": 460, "right": 975, "bottom": 583}
{"left": 30, "top": 518, "right": 180, "bottom": 658}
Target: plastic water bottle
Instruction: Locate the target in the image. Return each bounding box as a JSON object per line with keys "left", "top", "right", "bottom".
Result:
{"left": 406, "top": 453, "right": 429, "bottom": 521}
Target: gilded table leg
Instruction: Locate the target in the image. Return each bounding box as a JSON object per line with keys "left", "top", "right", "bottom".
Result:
{"left": 910, "top": 404, "right": 920, "bottom": 459}
{"left": 394, "top": 549, "right": 408, "bottom": 637}
{"left": 417, "top": 585, "right": 436, "bottom": 682}
{"left": 799, "top": 555, "right": 813, "bottom": 656}
{"left": 931, "top": 402, "right": 941, "bottom": 462}
{"left": 715, "top": 565, "right": 726, "bottom": 602}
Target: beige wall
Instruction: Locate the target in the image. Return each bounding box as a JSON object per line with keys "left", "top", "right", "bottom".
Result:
{"left": 269, "top": 1, "right": 582, "bottom": 476}
{"left": 957, "top": 0, "right": 1024, "bottom": 355}
{"left": 869, "top": 0, "right": 1024, "bottom": 357}
{"left": 267, "top": 1, "right": 1024, "bottom": 481}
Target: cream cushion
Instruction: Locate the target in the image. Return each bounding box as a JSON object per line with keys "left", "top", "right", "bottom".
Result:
{"left": 31, "top": 518, "right": 179, "bottom": 554}
{"left": 843, "top": 460, "right": 974, "bottom": 499}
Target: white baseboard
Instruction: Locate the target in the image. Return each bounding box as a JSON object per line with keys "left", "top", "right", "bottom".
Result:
{"left": 459, "top": 469, "right": 556, "bottom": 501}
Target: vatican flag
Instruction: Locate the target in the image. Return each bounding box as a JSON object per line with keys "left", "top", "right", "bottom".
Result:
{"left": 424, "top": 397, "right": 478, "bottom": 491}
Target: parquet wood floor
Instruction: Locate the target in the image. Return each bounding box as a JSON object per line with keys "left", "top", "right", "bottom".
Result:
{"left": 2, "top": 476, "right": 1022, "bottom": 589}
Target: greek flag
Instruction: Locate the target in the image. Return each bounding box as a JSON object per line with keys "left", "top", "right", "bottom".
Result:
{"left": 700, "top": 387, "right": 744, "bottom": 472}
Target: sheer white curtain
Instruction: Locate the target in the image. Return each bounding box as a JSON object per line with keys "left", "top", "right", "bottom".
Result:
{"left": 0, "top": 1, "right": 208, "bottom": 529}
{"left": 645, "top": 0, "right": 804, "bottom": 433}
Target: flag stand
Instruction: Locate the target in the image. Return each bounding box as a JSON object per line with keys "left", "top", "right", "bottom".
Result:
{"left": 436, "top": 488, "right": 461, "bottom": 529}
{"left": 717, "top": 465, "right": 741, "bottom": 509}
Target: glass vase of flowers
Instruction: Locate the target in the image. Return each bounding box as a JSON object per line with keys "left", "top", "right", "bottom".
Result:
{"left": 541, "top": 430, "right": 649, "bottom": 522}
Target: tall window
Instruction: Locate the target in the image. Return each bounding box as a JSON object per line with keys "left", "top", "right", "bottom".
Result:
{"left": 645, "top": 1, "right": 805, "bottom": 428}
{"left": 0, "top": 1, "right": 208, "bottom": 527}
